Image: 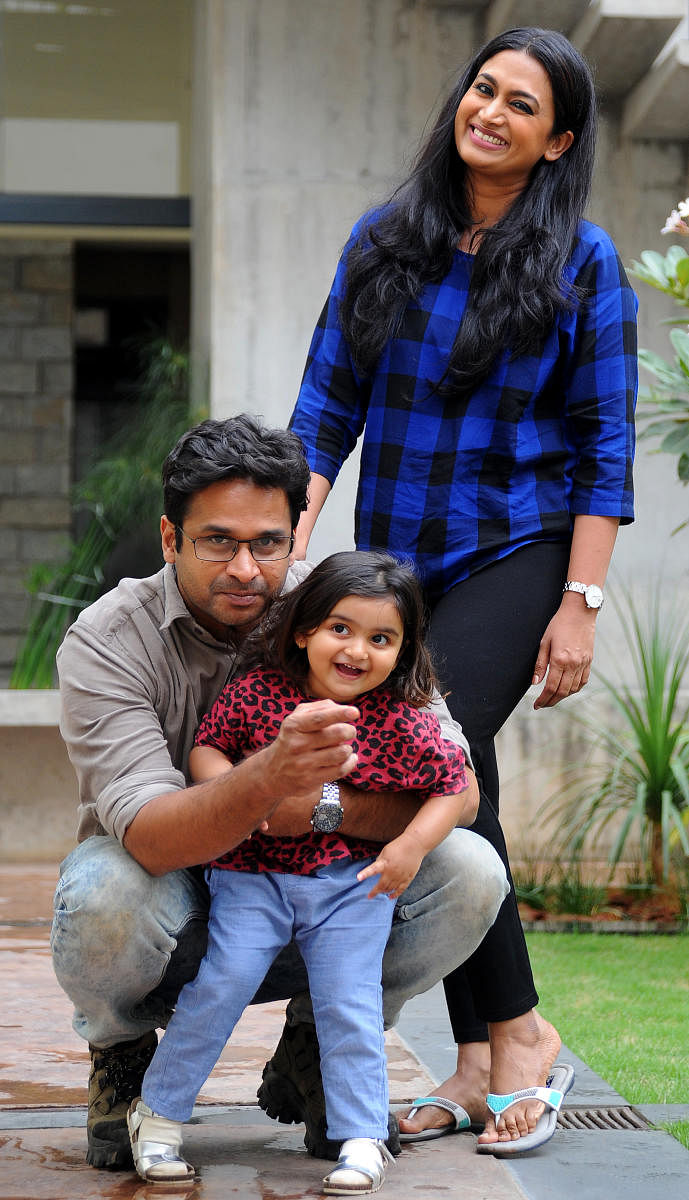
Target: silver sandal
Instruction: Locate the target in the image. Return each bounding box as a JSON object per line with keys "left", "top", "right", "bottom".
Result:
{"left": 127, "top": 1098, "right": 195, "bottom": 1183}
{"left": 322, "top": 1138, "right": 395, "bottom": 1195}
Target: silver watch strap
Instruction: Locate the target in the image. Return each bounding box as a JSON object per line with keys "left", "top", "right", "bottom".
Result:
{"left": 320, "top": 782, "right": 341, "bottom": 805}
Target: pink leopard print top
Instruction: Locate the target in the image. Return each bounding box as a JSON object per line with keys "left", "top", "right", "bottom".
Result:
{"left": 195, "top": 667, "right": 467, "bottom": 876}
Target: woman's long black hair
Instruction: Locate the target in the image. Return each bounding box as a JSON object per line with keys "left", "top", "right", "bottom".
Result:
{"left": 243, "top": 550, "right": 438, "bottom": 706}
{"left": 339, "top": 27, "right": 597, "bottom": 399}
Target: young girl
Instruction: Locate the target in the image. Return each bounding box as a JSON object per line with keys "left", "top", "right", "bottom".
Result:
{"left": 127, "top": 550, "right": 476, "bottom": 1194}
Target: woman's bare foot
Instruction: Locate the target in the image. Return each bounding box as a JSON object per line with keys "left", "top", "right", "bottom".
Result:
{"left": 397, "top": 1041, "right": 490, "bottom": 1137}
{"left": 476, "top": 1010, "right": 561, "bottom": 1146}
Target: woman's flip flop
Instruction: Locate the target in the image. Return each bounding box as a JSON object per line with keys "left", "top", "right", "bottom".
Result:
{"left": 476, "top": 1063, "right": 575, "bottom": 1156}
{"left": 398, "top": 1095, "right": 480, "bottom": 1142}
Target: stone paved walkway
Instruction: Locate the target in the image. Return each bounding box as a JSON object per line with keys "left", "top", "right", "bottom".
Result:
{"left": 2, "top": 864, "right": 687, "bottom": 1200}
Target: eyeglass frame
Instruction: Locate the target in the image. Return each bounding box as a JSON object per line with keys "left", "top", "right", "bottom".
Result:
{"left": 175, "top": 525, "right": 294, "bottom": 563}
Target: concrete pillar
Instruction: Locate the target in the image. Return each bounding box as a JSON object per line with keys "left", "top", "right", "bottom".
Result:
{"left": 191, "top": 0, "right": 477, "bottom": 558}
{"left": 191, "top": 0, "right": 689, "bottom": 620}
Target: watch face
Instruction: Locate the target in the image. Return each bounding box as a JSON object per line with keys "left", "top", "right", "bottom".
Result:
{"left": 311, "top": 803, "right": 344, "bottom": 833}
{"left": 585, "top": 585, "right": 604, "bottom": 609}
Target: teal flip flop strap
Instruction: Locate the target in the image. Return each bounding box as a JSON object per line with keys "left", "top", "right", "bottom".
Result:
{"left": 486, "top": 1085, "right": 564, "bottom": 1122}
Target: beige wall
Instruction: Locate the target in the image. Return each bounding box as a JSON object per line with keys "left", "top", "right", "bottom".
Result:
{"left": 192, "top": 0, "right": 481, "bottom": 561}
{"left": 0, "top": 0, "right": 192, "bottom": 195}
{"left": 0, "top": 692, "right": 76, "bottom": 863}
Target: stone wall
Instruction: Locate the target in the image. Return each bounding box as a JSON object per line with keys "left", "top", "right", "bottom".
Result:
{"left": 0, "top": 239, "right": 73, "bottom": 686}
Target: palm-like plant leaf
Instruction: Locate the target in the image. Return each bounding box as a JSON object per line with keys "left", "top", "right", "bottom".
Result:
{"left": 11, "top": 339, "right": 199, "bottom": 688}
{"left": 542, "top": 589, "right": 689, "bottom": 885}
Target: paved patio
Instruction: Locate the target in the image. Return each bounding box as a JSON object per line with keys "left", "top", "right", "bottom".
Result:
{"left": 1, "top": 864, "right": 687, "bottom": 1199}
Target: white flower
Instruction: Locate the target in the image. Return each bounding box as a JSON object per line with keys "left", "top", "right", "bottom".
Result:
{"left": 661, "top": 206, "right": 689, "bottom": 236}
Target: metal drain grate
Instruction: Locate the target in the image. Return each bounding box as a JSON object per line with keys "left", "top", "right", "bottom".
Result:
{"left": 558, "top": 1106, "right": 651, "bottom": 1132}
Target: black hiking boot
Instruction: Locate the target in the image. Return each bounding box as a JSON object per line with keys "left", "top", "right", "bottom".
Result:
{"left": 257, "top": 1008, "right": 401, "bottom": 1161}
{"left": 86, "top": 1031, "right": 158, "bottom": 1168}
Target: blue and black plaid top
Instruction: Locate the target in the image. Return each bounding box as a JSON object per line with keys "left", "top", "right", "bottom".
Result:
{"left": 290, "top": 214, "right": 637, "bottom": 603}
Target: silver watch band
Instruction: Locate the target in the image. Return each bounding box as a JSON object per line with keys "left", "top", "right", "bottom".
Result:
{"left": 320, "top": 781, "right": 341, "bottom": 805}
{"left": 563, "top": 580, "right": 604, "bottom": 609}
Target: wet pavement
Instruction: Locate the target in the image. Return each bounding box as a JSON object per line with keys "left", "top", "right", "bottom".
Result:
{"left": 0, "top": 864, "right": 526, "bottom": 1200}
{"left": 1, "top": 864, "right": 688, "bottom": 1200}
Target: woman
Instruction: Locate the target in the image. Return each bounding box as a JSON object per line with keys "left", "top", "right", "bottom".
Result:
{"left": 289, "top": 26, "right": 637, "bottom": 1154}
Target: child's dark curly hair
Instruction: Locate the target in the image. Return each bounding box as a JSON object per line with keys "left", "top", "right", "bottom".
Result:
{"left": 243, "top": 549, "right": 438, "bottom": 706}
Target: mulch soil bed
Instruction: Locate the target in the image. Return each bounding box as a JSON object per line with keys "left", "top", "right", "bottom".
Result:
{"left": 519, "top": 886, "right": 687, "bottom": 933}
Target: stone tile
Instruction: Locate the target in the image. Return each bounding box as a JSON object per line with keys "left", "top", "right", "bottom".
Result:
{"left": 18, "top": 528, "right": 71, "bottom": 563}
{"left": 0, "top": 292, "right": 42, "bottom": 325}
{"left": 0, "top": 634, "right": 20, "bottom": 668}
{"left": 0, "top": 430, "right": 34, "bottom": 463}
{"left": 0, "top": 497, "right": 71, "bottom": 528}
{"left": 0, "top": 398, "right": 36, "bottom": 430}
{"left": 0, "top": 362, "right": 39, "bottom": 394}
{"left": 507, "top": 1128, "right": 689, "bottom": 1200}
{"left": 41, "top": 292, "right": 73, "bottom": 324}
{"left": 16, "top": 463, "right": 70, "bottom": 498}
{"left": 41, "top": 361, "right": 74, "bottom": 393}
{"left": 0, "top": 240, "right": 72, "bottom": 257}
{"left": 0, "top": 466, "right": 16, "bottom": 493}
{"left": 20, "top": 326, "right": 72, "bottom": 361}
{"left": 19, "top": 257, "right": 72, "bottom": 293}
{"left": 639, "top": 1103, "right": 689, "bottom": 1125}
{"left": 0, "top": 329, "right": 19, "bottom": 358}
{"left": 0, "top": 258, "right": 16, "bottom": 290}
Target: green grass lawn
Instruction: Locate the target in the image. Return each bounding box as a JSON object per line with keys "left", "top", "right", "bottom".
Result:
{"left": 526, "top": 932, "right": 689, "bottom": 1146}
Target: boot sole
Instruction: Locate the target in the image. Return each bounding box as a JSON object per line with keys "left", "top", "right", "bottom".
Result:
{"left": 86, "top": 1125, "right": 133, "bottom": 1170}
{"left": 258, "top": 1063, "right": 341, "bottom": 1160}
{"left": 257, "top": 1064, "right": 400, "bottom": 1160}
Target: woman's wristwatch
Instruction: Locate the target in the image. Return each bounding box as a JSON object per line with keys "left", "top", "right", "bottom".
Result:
{"left": 563, "top": 580, "right": 604, "bottom": 610}
{"left": 311, "top": 782, "right": 344, "bottom": 832}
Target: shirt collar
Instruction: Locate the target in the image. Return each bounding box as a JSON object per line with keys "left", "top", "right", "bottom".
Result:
{"left": 158, "top": 559, "right": 313, "bottom": 646}
{"left": 159, "top": 563, "right": 231, "bottom": 647}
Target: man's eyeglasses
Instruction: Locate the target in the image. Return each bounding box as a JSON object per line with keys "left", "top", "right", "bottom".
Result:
{"left": 176, "top": 526, "right": 294, "bottom": 563}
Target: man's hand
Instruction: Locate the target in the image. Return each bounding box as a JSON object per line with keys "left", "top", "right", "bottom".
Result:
{"left": 260, "top": 699, "right": 359, "bottom": 800}
{"left": 124, "top": 698, "right": 359, "bottom": 875}
{"left": 258, "top": 699, "right": 361, "bottom": 837}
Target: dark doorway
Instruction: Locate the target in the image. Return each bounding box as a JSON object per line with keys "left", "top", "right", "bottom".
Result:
{"left": 73, "top": 242, "right": 190, "bottom": 583}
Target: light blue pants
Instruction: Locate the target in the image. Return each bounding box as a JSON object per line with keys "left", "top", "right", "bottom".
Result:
{"left": 142, "top": 860, "right": 395, "bottom": 1139}
{"left": 51, "top": 828, "right": 508, "bottom": 1048}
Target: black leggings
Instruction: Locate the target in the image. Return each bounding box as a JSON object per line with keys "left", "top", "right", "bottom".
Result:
{"left": 429, "top": 541, "right": 571, "bottom": 1043}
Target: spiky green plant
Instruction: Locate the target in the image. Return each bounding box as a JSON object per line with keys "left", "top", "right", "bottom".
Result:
{"left": 544, "top": 590, "right": 689, "bottom": 887}
{"left": 11, "top": 338, "right": 199, "bottom": 688}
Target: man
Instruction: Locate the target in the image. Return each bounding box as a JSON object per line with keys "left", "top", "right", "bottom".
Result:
{"left": 53, "top": 414, "right": 507, "bottom": 1170}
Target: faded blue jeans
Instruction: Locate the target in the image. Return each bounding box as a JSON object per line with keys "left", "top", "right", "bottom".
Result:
{"left": 143, "top": 860, "right": 394, "bottom": 1139}
{"left": 51, "top": 829, "right": 508, "bottom": 1048}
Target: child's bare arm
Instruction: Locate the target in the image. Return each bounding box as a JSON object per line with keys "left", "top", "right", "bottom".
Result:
{"left": 188, "top": 744, "right": 235, "bottom": 781}
{"left": 188, "top": 745, "right": 270, "bottom": 833}
{"left": 357, "top": 770, "right": 478, "bottom": 899}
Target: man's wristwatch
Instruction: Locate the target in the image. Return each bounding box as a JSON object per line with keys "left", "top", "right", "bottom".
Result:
{"left": 311, "top": 782, "right": 344, "bottom": 833}
{"left": 563, "top": 580, "right": 604, "bottom": 610}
